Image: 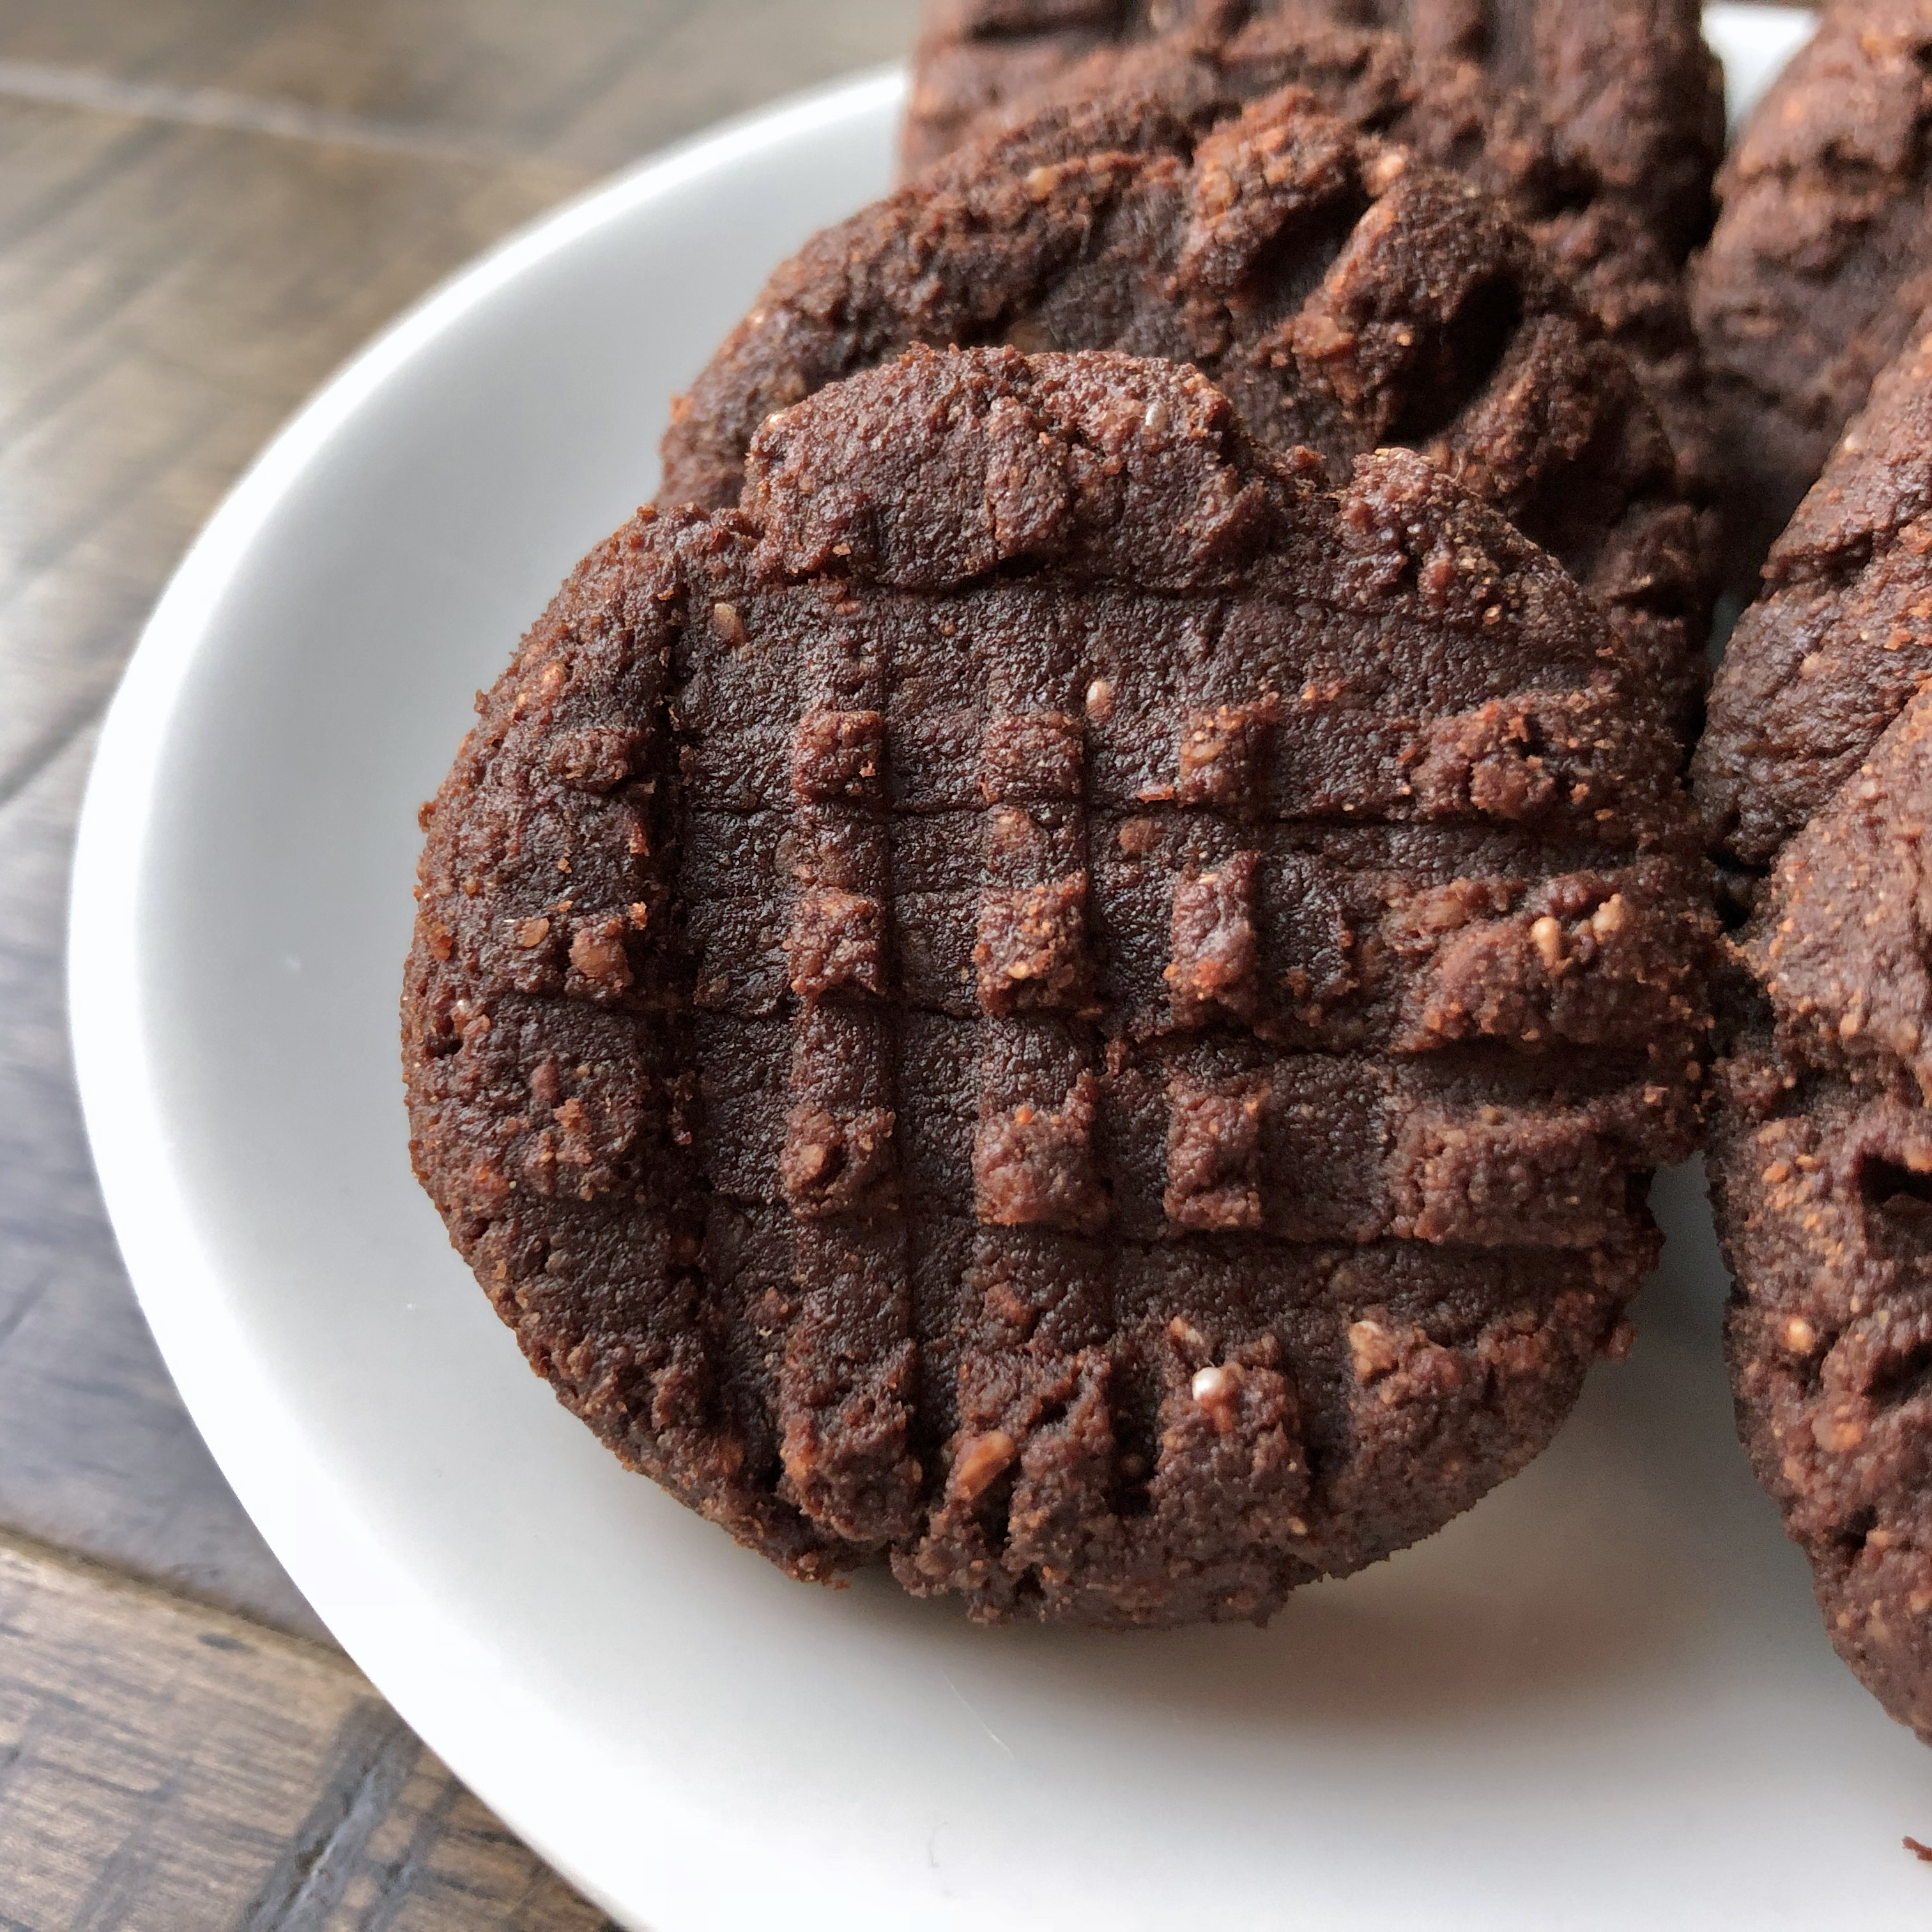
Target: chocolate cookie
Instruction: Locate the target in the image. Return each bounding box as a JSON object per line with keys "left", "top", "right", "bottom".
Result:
{"left": 1700, "top": 318, "right": 1932, "bottom": 1739}
{"left": 407, "top": 346, "right": 1714, "bottom": 1627}
{"left": 1711, "top": 696, "right": 1932, "bottom": 1743}
{"left": 905, "top": 0, "right": 1724, "bottom": 261}
{"left": 1696, "top": 313, "right": 1932, "bottom": 884}
{"left": 910, "top": 16, "right": 1717, "bottom": 504}
{"left": 1692, "top": 0, "right": 1932, "bottom": 584}
{"left": 661, "top": 91, "right": 1712, "bottom": 724}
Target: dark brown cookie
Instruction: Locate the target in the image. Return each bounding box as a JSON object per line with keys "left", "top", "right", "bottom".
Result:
{"left": 914, "top": 16, "right": 1717, "bottom": 508}
{"left": 407, "top": 346, "right": 1714, "bottom": 1627}
{"left": 1699, "top": 318, "right": 1932, "bottom": 1740}
{"left": 905, "top": 0, "right": 1723, "bottom": 261}
{"left": 1710, "top": 694, "right": 1932, "bottom": 1743}
{"left": 661, "top": 91, "right": 1712, "bottom": 725}
{"left": 1692, "top": 1, "right": 1932, "bottom": 585}
{"left": 1695, "top": 313, "right": 1932, "bottom": 884}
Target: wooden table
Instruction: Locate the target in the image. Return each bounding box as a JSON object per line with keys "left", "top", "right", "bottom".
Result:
{"left": 0, "top": 4, "right": 911, "bottom": 1922}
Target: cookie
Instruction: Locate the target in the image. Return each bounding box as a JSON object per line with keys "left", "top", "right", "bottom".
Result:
{"left": 1695, "top": 313, "right": 1932, "bottom": 884}
{"left": 912, "top": 16, "right": 1717, "bottom": 506}
{"left": 407, "top": 346, "right": 1714, "bottom": 1627}
{"left": 660, "top": 91, "right": 1712, "bottom": 724}
{"left": 1710, "top": 695, "right": 1932, "bottom": 1742}
{"left": 1699, "top": 318, "right": 1932, "bottom": 1739}
{"left": 1693, "top": 0, "right": 1932, "bottom": 584}
{"left": 905, "top": 0, "right": 1724, "bottom": 260}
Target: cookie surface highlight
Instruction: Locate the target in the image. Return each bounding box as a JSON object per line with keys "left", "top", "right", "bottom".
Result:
{"left": 408, "top": 348, "right": 1712, "bottom": 1627}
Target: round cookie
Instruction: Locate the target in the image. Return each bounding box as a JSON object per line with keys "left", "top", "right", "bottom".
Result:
{"left": 1710, "top": 693, "right": 1932, "bottom": 1742}
{"left": 1700, "top": 316, "right": 1932, "bottom": 1739}
{"left": 1695, "top": 310, "right": 1932, "bottom": 885}
{"left": 905, "top": 0, "right": 1724, "bottom": 260}
{"left": 1693, "top": 0, "right": 1932, "bottom": 584}
{"left": 408, "top": 346, "right": 1715, "bottom": 1627}
{"left": 911, "top": 16, "right": 1717, "bottom": 505}
{"left": 660, "top": 90, "right": 1712, "bottom": 725}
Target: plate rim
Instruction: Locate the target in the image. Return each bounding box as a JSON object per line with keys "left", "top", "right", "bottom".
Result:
{"left": 61, "top": 15, "right": 1841, "bottom": 1927}
{"left": 67, "top": 65, "right": 911, "bottom": 1932}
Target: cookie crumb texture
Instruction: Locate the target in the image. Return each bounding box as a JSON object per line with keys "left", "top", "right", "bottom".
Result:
{"left": 1702, "top": 320, "right": 1932, "bottom": 1733}
{"left": 905, "top": 0, "right": 1722, "bottom": 263}
{"left": 911, "top": 14, "right": 1716, "bottom": 512}
{"left": 1694, "top": 0, "right": 1932, "bottom": 583}
{"left": 1698, "top": 314, "right": 1932, "bottom": 880}
{"left": 1712, "top": 695, "right": 1932, "bottom": 1741}
{"left": 661, "top": 93, "right": 1710, "bottom": 726}
{"left": 408, "top": 349, "right": 1712, "bottom": 1626}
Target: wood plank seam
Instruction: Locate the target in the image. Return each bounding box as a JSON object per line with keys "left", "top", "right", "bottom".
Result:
{"left": 0, "top": 114, "right": 172, "bottom": 251}
{"left": 0, "top": 59, "right": 543, "bottom": 169}
{"left": 0, "top": 1526, "right": 344, "bottom": 1662}
{"left": 0, "top": 694, "right": 111, "bottom": 819}
{"left": 233, "top": 1701, "right": 422, "bottom": 1930}
{"left": 0, "top": 1528, "right": 621, "bottom": 1927}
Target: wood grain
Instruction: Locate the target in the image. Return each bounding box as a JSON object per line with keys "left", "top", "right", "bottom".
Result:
{"left": 0, "top": 98, "right": 583, "bottom": 802}
{"left": 0, "top": 5, "right": 908, "bottom": 1920}
{"left": 0, "top": 91, "right": 579, "bottom": 1636}
{"left": 0, "top": 0, "right": 916, "bottom": 172}
{"left": 0, "top": 0, "right": 909, "bottom": 1624}
{"left": 0, "top": 1531, "right": 618, "bottom": 1929}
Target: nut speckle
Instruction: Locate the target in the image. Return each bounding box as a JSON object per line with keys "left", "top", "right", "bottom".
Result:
{"left": 568, "top": 923, "right": 632, "bottom": 989}
{"left": 950, "top": 1430, "right": 1018, "bottom": 1501}
{"left": 1348, "top": 1318, "right": 1400, "bottom": 1383}
{"left": 1813, "top": 1407, "right": 1867, "bottom": 1454}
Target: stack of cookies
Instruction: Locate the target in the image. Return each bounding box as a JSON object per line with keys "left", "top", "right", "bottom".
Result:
{"left": 399, "top": 0, "right": 1932, "bottom": 1741}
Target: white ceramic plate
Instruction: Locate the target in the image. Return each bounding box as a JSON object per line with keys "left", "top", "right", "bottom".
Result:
{"left": 73, "top": 11, "right": 1932, "bottom": 1928}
